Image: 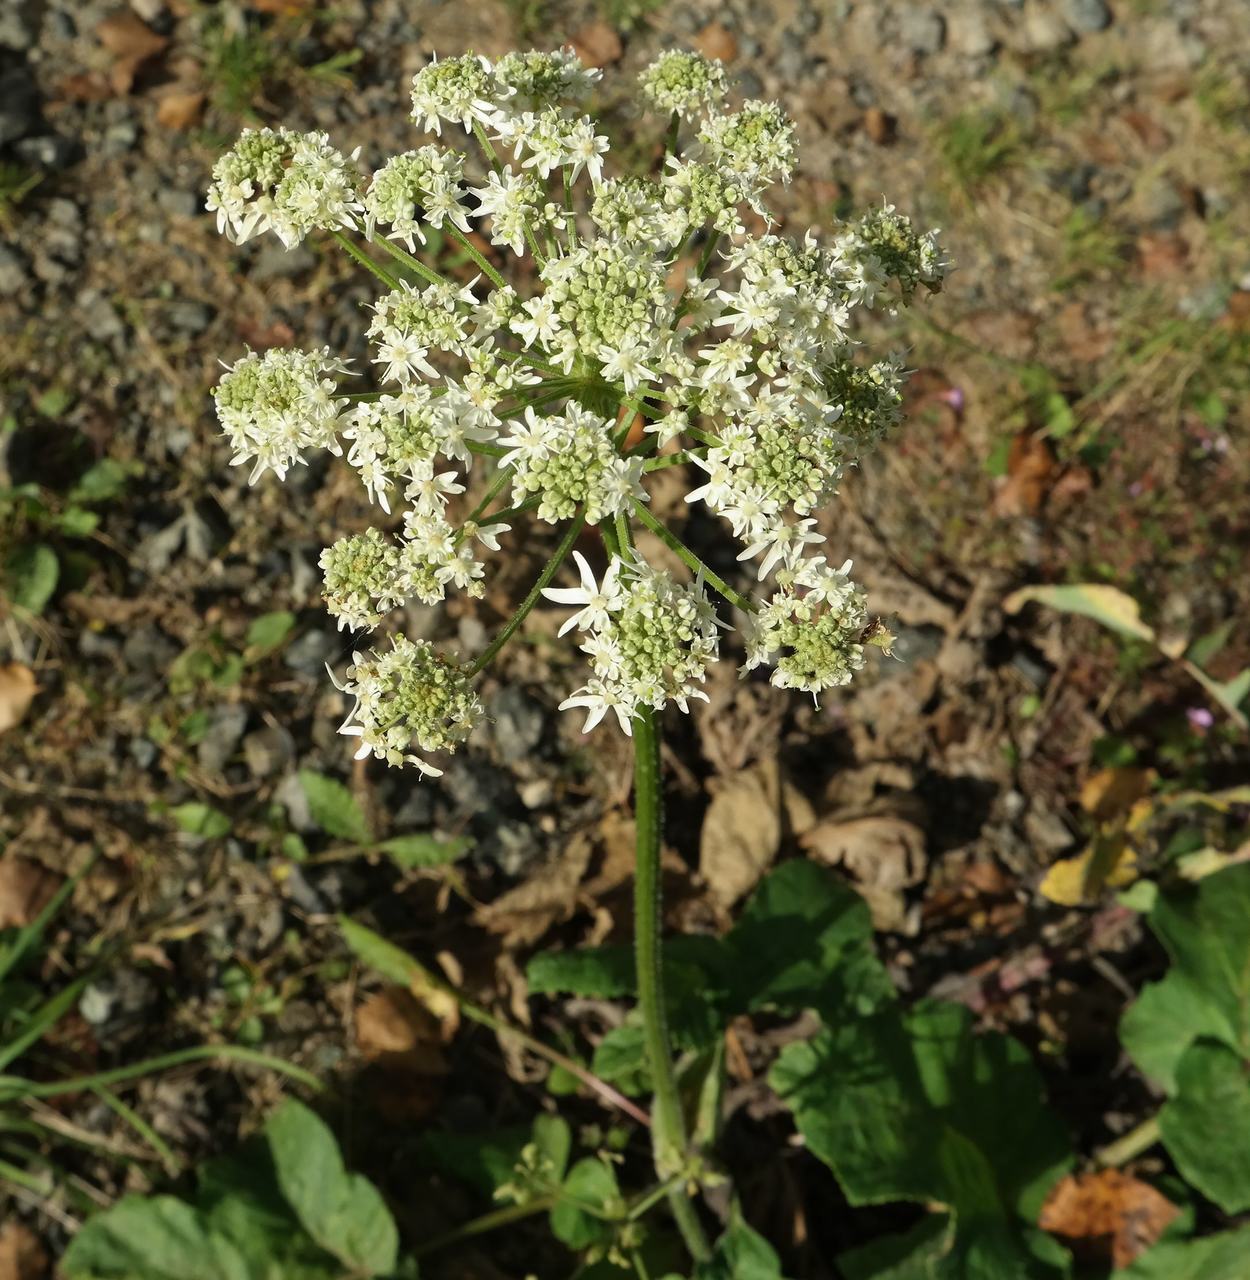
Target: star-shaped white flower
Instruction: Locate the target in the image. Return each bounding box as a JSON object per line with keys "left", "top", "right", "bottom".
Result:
{"left": 542, "top": 550, "right": 623, "bottom": 637}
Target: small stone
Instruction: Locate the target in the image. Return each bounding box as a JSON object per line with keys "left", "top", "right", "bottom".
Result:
{"left": 276, "top": 771, "right": 316, "bottom": 832}
{"left": 283, "top": 629, "right": 337, "bottom": 676}
{"left": 949, "top": 8, "right": 996, "bottom": 57}
{"left": 1022, "top": 7, "right": 1074, "bottom": 52}
{"left": 77, "top": 288, "right": 126, "bottom": 341}
{"left": 243, "top": 725, "right": 295, "bottom": 778}
{"left": 899, "top": 8, "right": 946, "bottom": 55}
{"left": 128, "top": 737, "right": 158, "bottom": 768}
{"left": 492, "top": 820, "right": 540, "bottom": 875}
{"left": 12, "top": 133, "right": 77, "bottom": 171}
{"left": 122, "top": 624, "right": 178, "bottom": 672}
{"left": 0, "top": 0, "right": 39, "bottom": 49}
{"left": 518, "top": 778, "right": 552, "bottom": 809}
{"left": 489, "top": 686, "right": 544, "bottom": 764}
{"left": 0, "top": 245, "right": 27, "bottom": 297}
{"left": 157, "top": 188, "right": 199, "bottom": 218}
{"left": 1063, "top": 0, "right": 1111, "bottom": 33}
{"left": 252, "top": 243, "right": 316, "bottom": 281}
{"left": 102, "top": 120, "right": 139, "bottom": 153}
{"left": 166, "top": 299, "right": 213, "bottom": 335}
{"left": 197, "top": 704, "right": 249, "bottom": 773}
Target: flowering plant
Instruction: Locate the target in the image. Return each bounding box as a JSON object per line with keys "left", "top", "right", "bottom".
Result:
{"left": 207, "top": 46, "right": 947, "bottom": 1263}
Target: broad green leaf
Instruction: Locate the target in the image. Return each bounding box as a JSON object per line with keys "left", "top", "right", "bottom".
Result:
{"left": 527, "top": 945, "right": 637, "bottom": 999}
{"left": 244, "top": 610, "right": 297, "bottom": 654}
{"left": 1120, "top": 866, "right": 1250, "bottom": 1093}
{"left": 71, "top": 458, "right": 137, "bottom": 505}
{"left": 771, "top": 1001, "right": 1070, "bottom": 1279}
{"left": 839, "top": 1213, "right": 953, "bottom": 1279}
{"left": 696, "top": 1202, "right": 789, "bottom": 1279}
{"left": 61, "top": 1197, "right": 251, "bottom": 1280}
{"left": 298, "top": 769, "right": 372, "bottom": 844}
{"left": 57, "top": 507, "right": 99, "bottom": 537}
{"left": 591, "top": 1022, "right": 650, "bottom": 1094}
{"left": 531, "top": 1113, "right": 572, "bottom": 1185}
{"left": 1158, "top": 1040, "right": 1250, "bottom": 1212}
{"left": 1112, "top": 1228, "right": 1250, "bottom": 1279}
{"left": 417, "top": 1125, "right": 530, "bottom": 1198}
{"left": 171, "top": 802, "right": 232, "bottom": 839}
{"left": 5, "top": 542, "right": 59, "bottom": 615}
{"left": 265, "top": 1100, "right": 398, "bottom": 1274}
{"left": 340, "top": 917, "right": 430, "bottom": 986}
{"left": 377, "top": 832, "right": 471, "bottom": 869}
{"left": 1002, "top": 584, "right": 1155, "bottom": 644}
{"left": 550, "top": 1157, "right": 620, "bottom": 1250}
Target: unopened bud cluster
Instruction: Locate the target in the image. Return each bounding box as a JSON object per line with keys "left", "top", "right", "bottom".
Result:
{"left": 208, "top": 47, "right": 949, "bottom": 772}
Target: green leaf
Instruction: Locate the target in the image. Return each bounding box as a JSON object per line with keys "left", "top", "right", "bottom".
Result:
{"left": 1120, "top": 866, "right": 1250, "bottom": 1093}
{"left": 531, "top": 1113, "right": 572, "bottom": 1185}
{"left": 696, "top": 1202, "right": 789, "bottom": 1280}
{"left": 56, "top": 507, "right": 100, "bottom": 537}
{"left": 340, "top": 916, "right": 429, "bottom": 987}
{"left": 5, "top": 542, "right": 59, "bottom": 614}
{"left": 771, "top": 1001, "right": 1070, "bottom": 1279}
{"left": 61, "top": 1197, "right": 251, "bottom": 1280}
{"left": 1158, "top": 1040, "right": 1250, "bottom": 1212}
{"left": 171, "top": 802, "right": 232, "bottom": 839}
{"left": 591, "top": 1022, "right": 650, "bottom": 1094}
{"left": 35, "top": 386, "right": 74, "bottom": 418}
{"left": 298, "top": 770, "right": 372, "bottom": 844}
{"left": 838, "top": 1214, "right": 953, "bottom": 1279}
{"left": 376, "top": 833, "right": 471, "bottom": 869}
{"left": 417, "top": 1126, "right": 530, "bottom": 1198}
{"left": 1002, "top": 583, "right": 1156, "bottom": 644}
{"left": 527, "top": 945, "right": 637, "bottom": 999}
{"left": 264, "top": 1100, "right": 399, "bottom": 1273}
{"left": 70, "top": 458, "right": 137, "bottom": 505}
{"left": 244, "top": 610, "right": 297, "bottom": 654}
{"left": 1112, "top": 1228, "right": 1250, "bottom": 1279}
{"left": 550, "top": 1157, "right": 620, "bottom": 1250}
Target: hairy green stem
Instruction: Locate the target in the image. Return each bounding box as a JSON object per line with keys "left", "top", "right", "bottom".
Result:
{"left": 369, "top": 230, "right": 449, "bottom": 288}
{"left": 665, "top": 111, "right": 680, "bottom": 158}
{"left": 331, "top": 230, "right": 401, "bottom": 289}
{"left": 631, "top": 500, "right": 755, "bottom": 613}
{"left": 468, "top": 513, "right": 586, "bottom": 678}
{"left": 448, "top": 225, "right": 507, "bottom": 289}
{"left": 1095, "top": 1115, "right": 1161, "bottom": 1168}
{"left": 413, "top": 1196, "right": 557, "bottom": 1258}
{"left": 632, "top": 706, "right": 712, "bottom": 1262}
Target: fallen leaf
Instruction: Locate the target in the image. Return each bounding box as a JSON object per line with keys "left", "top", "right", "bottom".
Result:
{"left": 693, "top": 20, "right": 738, "bottom": 62}
{"left": 863, "top": 107, "right": 896, "bottom": 145}
{"left": 1003, "top": 583, "right": 1157, "bottom": 645}
{"left": 96, "top": 10, "right": 168, "bottom": 94}
{"left": 993, "top": 431, "right": 1056, "bottom": 517}
{"left": 1080, "top": 767, "right": 1153, "bottom": 822}
{"left": 1121, "top": 109, "right": 1171, "bottom": 150}
{"left": 0, "top": 857, "right": 62, "bottom": 929}
{"left": 155, "top": 89, "right": 205, "bottom": 130}
{"left": 1040, "top": 1169, "right": 1179, "bottom": 1268}
{"left": 570, "top": 21, "right": 623, "bottom": 68}
{"left": 0, "top": 1221, "right": 47, "bottom": 1280}
{"left": 1038, "top": 831, "right": 1136, "bottom": 907}
{"left": 355, "top": 986, "right": 448, "bottom": 1122}
{"left": 235, "top": 318, "right": 296, "bottom": 350}
{"left": 475, "top": 831, "right": 593, "bottom": 947}
{"left": 801, "top": 815, "right": 927, "bottom": 932}
{"left": 0, "top": 664, "right": 37, "bottom": 734}
{"left": 1136, "top": 232, "right": 1188, "bottom": 279}
{"left": 699, "top": 760, "right": 782, "bottom": 908}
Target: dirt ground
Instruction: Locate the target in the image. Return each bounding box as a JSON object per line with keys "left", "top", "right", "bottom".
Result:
{"left": 2, "top": 0, "right": 1249, "bottom": 1271}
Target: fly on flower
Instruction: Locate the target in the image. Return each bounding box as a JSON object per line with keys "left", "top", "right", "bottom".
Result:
{"left": 207, "top": 46, "right": 949, "bottom": 770}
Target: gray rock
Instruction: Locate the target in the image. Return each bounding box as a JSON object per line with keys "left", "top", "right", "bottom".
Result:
{"left": 276, "top": 771, "right": 317, "bottom": 833}
{"left": 122, "top": 624, "right": 178, "bottom": 672}
{"left": 1139, "top": 177, "right": 1186, "bottom": 229}
{"left": 0, "top": 244, "right": 27, "bottom": 297}
{"left": 1063, "top": 0, "right": 1111, "bottom": 32}
{"left": 283, "top": 628, "right": 338, "bottom": 676}
{"left": 1021, "top": 8, "right": 1073, "bottom": 52}
{"left": 165, "top": 299, "right": 213, "bottom": 335}
{"left": 0, "top": 68, "right": 38, "bottom": 145}
{"left": 198, "top": 704, "right": 249, "bottom": 773}
{"left": 489, "top": 685, "right": 545, "bottom": 763}
{"left": 77, "top": 288, "right": 126, "bottom": 341}
{"left": 899, "top": 8, "right": 945, "bottom": 55}
{"left": 252, "top": 243, "right": 316, "bottom": 281}
{"left": 949, "top": 8, "right": 995, "bottom": 57}
{"left": 492, "top": 820, "right": 540, "bottom": 876}
{"left": 243, "top": 724, "right": 296, "bottom": 778}
{"left": 0, "top": 0, "right": 39, "bottom": 49}
{"left": 157, "top": 188, "right": 200, "bottom": 219}
{"left": 102, "top": 120, "right": 139, "bottom": 153}
{"left": 13, "top": 133, "right": 77, "bottom": 171}
{"left": 128, "top": 737, "right": 159, "bottom": 768}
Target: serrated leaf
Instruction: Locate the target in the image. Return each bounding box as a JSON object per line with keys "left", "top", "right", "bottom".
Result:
{"left": 299, "top": 769, "right": 372, "bottom": 844}
{"left": 1158, "top": 1040, "right": 1250, "bottom": 1212}
{"left": 1002, "top": 584, "right": 1155, "bottom": 644}
{"left": 61, "top": 1197, "right": 252, "bottom": 1280}
{"left": 377, "top": 832, "right": 471, "bottom": 869}
{"left": 591, "top": 1022, "right": 650, "bottom": 1094}
{"left": 171, "top": 802, "right": 231, "bottom": 839}
{"left": 771, "top": 1001, "right": 1071, "bottom": 1279}
{"left": 265, "top": 1100, "right": 399, "bottom": 1274}
{"left": 550, "top": 1157, "right": 619, "bottom": 1250}
{"left": 5, "top": 542, "right": 59, "bottom": 615}
{"left": 697, "top": 1202, "right": 790, "bottom": 1279}
{"left": 1112, "top": 1228, "right": 1250, "bottom": 1279}
{"left": 1120, "top": 866, "right": 1250, "bottom": 1094}
{"left": 245, "top": 610, "right": 297, "bottom": 654}
{"left": 838, "top": 1213, "right": 953, "bottom": 1279}
{"left": 527, "top": 944, "right": 637, "bottom": 999}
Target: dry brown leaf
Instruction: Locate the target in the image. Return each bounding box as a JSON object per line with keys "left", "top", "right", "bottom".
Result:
{"left": 0, "top": 1222, "right": 47, "bottom": 1280}
{"left": 0, "top": 664, "right": 37, "bottom": 735}
{"left": 355, "top": 986, "right": 447, "bottom": 1122}
{"left": 693, "top": 20, "right": 738, "bottom": 62}
{"left": 1121, "top": 109, "right": 1171, "bottom": 150}
{"left": 1136, "top": 232, "right": 1188, "bottom": 278}
{"left": 96, "top": 10, "right": 168, "bottom": 94}
{"left": 0, "top": 857, "right": 63, "bottom": 929}
{"left": 863, "top": 107, "right": 896, "bottom": 145}
{"left": 993, "top": 431, "right": 1056, "bottom": 517}
{"left": 699, "top": 759, "right": 782, "bottom": 907}
{"left": 570, "top": 21, "right": 623, "bottom": 68}
{"left": 1039, "top": 832, "right": 1137, "bottom": 907}
{"left": 801, "top": 815, "right": 926, "bottom": 931}
{"left": 475, "top": 831, "right": 593, "bottom": 947}
{"left": 1080, "top": 767, "right": 1153, "bottom": 822}
{"left": 1039, "top": 1170, "right": 1179, "bottom": 1268}
{"left": 155, "top": 89, "right": 206, "bottom": 130}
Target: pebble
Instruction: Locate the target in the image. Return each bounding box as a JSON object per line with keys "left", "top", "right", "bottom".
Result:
{"left": 77, "top": 288, "right": 126, "bottom": 342}
{"left": 0, "top": 67, "right": 38, "bottom": 145}
{"left": 1063, "top": 0, "right": 1112, "bottom": 33}
{"left": 157, "top": 188, "right": 200, "bottom": 219}
{"left": 102, "top": 120, "right": 139, "bottom": 154}
{"left": 899, "top": 8, "right": 946, "bottom": 56}
{"left": 197, "top": 704, "right": 249, "bottom": 773}
{"left": 283, "top": 628, "right": 338, "bottom": 676}
{"left": 13, "top": 132, "right": 77, "bottom": 170}
{"left": 492, "top": 820, "right": 540, "bottom": 876}
{"left": 252, "top": 243, "right": 317, "bottom": 281}
{"left": 0, "top": 245, "right": 27, "bottom": 297}
{"left": 489, "top": 685, "right": 544, "bottom": 764}
{"left": 276, "top": 771, "right": 316, "bottom": 832}
{"left": 1021, "top": 8, "right": 1073, "bottom": 52}
{"left": 122, "top": 624, "right": 178, "bottom": 673}
{"left": 128, "top": 737, "right": 158, "bottom": 768}
{"left": 165, "top": 299, "right": 214, "bottom": 335}
{"left": 0, "top": 0, "right": 39, "bottom": 49}
{"left": 243, "top": 725, "right": 296, "bottom": 778}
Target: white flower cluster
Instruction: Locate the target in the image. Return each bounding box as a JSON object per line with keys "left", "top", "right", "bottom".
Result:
{"left": 208, "top": 47, "right": 949, "bottom": 772}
